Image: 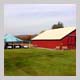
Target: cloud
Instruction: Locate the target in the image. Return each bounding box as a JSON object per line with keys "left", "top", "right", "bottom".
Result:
{"left": 4, "top": 4, "right": 76, "bottom": 35}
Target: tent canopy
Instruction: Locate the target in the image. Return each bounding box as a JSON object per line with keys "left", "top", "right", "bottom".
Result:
{"left": 4, "top": 34, "right": 23, "bottom": 42}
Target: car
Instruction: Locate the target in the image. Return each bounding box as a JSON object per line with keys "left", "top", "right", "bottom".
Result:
{"left": 7, "top": 45, "right": 12, "bottom": 49}
{"left": 15, "top": 45, "right": 20, "bottom": 48}
{"left": 23, "top": 45, "right": 29, "bottom": 48}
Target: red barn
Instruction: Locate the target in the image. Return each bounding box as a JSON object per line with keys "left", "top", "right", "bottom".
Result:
{"left": 32, "top": 27, "right": 76, "bottom": 49}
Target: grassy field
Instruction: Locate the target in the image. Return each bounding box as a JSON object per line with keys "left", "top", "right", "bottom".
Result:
{"left": 4, "top": 48, "right": 76, "bottom": 76}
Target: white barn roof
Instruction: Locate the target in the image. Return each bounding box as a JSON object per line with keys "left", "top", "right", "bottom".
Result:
{"left": 32, "top": 27, "right": 76, "bottom": 40}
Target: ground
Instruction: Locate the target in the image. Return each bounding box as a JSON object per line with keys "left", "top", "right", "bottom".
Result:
{"left": 4, "top": 48, "right": 76, "bottom": 76}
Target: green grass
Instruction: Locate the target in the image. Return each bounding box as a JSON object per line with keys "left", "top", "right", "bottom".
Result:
{"left": 4, "top": 48, "right": 76, "bottom": 76}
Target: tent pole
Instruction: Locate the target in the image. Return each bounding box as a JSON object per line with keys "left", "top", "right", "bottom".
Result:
{"left": 29, "top": 41, "right": 30, "bottom": 48}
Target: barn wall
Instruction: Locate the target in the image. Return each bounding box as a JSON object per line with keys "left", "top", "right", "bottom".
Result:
{"left": 32, "top": 30, "right": 76, "bottom": 49}
{"left": 32, "top": 40, "right": 62, "bottom": 48}
{"left": 62, "top": 30, "right": 76, "bottom": 49}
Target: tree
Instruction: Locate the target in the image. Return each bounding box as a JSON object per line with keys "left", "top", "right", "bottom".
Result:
{"left": 52, "top": 22, "right": 64, "bottom": 29}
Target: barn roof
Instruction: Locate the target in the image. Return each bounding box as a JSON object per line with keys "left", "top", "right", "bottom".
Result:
{"left": 32, "top": 27, "right": 76, "bottom": 40}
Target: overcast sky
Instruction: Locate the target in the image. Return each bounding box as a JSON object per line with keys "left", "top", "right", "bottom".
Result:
{"left": 4, "top": 4, "right": 76, "bottom": 35}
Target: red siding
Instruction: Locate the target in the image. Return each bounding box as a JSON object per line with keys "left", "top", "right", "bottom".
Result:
{"left": 62, "top": 30, "right": 76, "bottom": 49}
{"left": 32, "top": 30, "right": 76, "bottom": 49}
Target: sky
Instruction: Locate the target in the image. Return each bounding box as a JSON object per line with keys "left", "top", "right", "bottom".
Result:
{"left": 4, "top": 4, "right": 76, "bottom": 35}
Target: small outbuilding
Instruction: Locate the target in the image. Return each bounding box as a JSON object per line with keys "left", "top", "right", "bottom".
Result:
{"left": 32, "top": 27, "right": 76, "bottom": 49}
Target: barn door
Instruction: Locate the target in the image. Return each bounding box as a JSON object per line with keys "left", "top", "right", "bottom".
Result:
{"left": 67, "top": 35, "right": 76, "bottom": 49}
